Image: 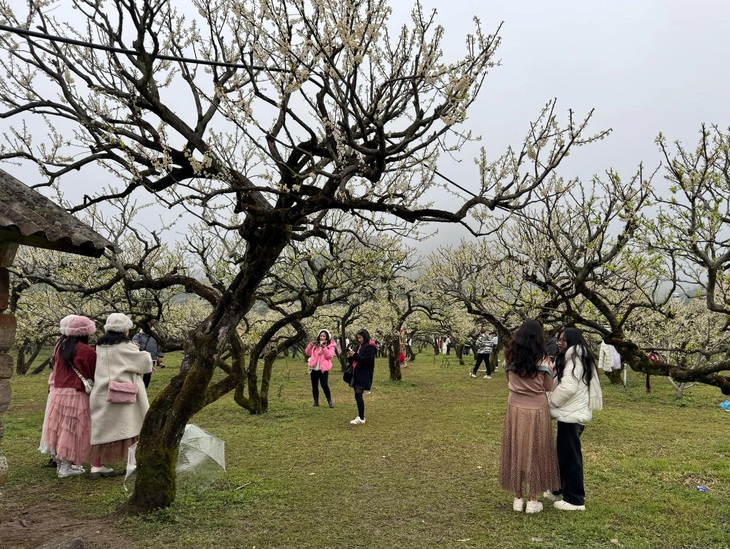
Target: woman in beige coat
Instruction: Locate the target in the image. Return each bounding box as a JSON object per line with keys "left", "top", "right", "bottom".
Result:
{"left": 89, "top": 313, "right": 152, "bottom": 479}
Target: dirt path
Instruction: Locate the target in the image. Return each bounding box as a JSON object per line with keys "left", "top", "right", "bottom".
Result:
{"left": 0, "top": 497, "right": 132, "bottom": 549}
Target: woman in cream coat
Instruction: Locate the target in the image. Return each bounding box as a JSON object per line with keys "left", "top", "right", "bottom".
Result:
{"left": 89, "top": 313, "right": 152, "bottom": 479}
{"left": 547, "top": 327, "right": 602, "bottom": 511}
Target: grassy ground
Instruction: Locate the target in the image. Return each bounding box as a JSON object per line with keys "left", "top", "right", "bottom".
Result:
{"left": 1, "top": 351, "right": 729, "bottom": 548}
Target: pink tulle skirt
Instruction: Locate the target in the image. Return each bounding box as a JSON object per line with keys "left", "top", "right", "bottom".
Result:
{"left": 42, "top": 387, "right": 91, "bottom": 465}
{"left": 38, "top": 386, "right": 57, "bottom": 455}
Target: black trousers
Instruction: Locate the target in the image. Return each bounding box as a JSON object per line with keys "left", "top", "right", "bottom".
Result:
{"left": 310, "top": 370, "right": 331, "bottom": 403}
{"left": 354, "top": 388, "right": 365, "bottom": 419}
{"left": 556, "top": 421, "right": 585, "bottom": 505}
{"left": 473, "top": 353, "right": 491, "bottom": 375}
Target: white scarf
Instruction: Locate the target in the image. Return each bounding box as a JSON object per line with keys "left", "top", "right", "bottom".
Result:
{"left": 589, "top": 365, "right": 603, "bottom": 411}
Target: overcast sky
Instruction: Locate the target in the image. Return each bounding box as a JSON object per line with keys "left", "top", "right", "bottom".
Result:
{"left": 413, "top": 0, "right": 730, "bottom": 249}
{"left": 3, "top": 1, "right": 729, "bottom": 251}
{"left": 426, "top": 0, "right": 730, "bottom": 172}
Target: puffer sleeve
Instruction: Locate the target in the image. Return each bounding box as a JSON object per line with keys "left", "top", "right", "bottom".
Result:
{"left": 548, "top": 356, "right": 582, "bottom": 409}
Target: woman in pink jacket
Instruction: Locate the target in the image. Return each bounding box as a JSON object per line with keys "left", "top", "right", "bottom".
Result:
{"left": 305, "top": 329, "right": 337, "bottom": 408}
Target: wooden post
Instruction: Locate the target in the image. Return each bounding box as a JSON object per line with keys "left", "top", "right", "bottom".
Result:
{"left": 0, "top": 242, "right": 18, "bottom": 486}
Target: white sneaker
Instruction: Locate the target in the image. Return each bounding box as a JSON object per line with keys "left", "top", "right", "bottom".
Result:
{"left": 554, "top": 500, "right": 585, "bottom": 511}
{"left": 543, "top": 490, "right": 560, "bottom": 502}
{"left": 512, "top": 497, "right": 524, "bottom": 512}
{"left": 525, "top": 500, "right": 543, "bottom": 514}
{"left": 349, "top": 417, "right": 366, "bottom": 425}
{"left": 57, "top": 461, "right": 84, "bottom": 478}
{"left": 89, "top": 465, "right": 115, "bottom": 479}
{"left": 469, "top": 373, "right": 477, "bottom": 378}
{"left": 483, "top": 375, "right": 491, "bottom": 379}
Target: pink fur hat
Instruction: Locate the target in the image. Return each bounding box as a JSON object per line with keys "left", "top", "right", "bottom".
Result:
{"left": 59, "top": 314, "right": 78, "bottom": 335}
{"left": 65, "top": 316, "right": 96, "bottom": 337}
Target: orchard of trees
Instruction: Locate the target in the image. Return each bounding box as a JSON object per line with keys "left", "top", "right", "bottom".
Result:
{"left": 1, "top": 0, "right": 729, "bottom": 514}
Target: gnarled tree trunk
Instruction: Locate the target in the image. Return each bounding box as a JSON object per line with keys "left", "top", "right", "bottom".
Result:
{"left": 122, "top": 225, "right": 289, "bottom": 513}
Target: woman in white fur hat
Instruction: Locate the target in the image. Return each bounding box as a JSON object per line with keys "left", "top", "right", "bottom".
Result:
{"left": 305, "top": 329, "right": 337, "bottom": 408}
{"left": 88, "top": 313, "right": 152, "bottom": 479}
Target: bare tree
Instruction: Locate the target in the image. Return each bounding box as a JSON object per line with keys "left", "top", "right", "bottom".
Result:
{"left": 234, "top": 224, "right": 384, "bottom": 412}
{"left": 648, "top": 125, "right": 730, "bottom": 392}
{"left": 7, "top": 203, "right": 209, "bottom": 365}
{"left": 468, "top": 156, "right": 730, "bottom": 393}
{"left": 424, "top": 240, "right": 536, "bottom": 348}
{"left": 0, "top": 0, "right": 605, "bottom": 512}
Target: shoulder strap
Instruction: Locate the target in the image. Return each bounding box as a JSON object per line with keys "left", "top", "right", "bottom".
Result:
{"left": 69, "top": 362, "right": 88, "bottom": 383}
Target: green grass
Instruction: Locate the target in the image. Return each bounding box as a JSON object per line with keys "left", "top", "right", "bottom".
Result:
{"left": 2, "top": 351, "right": 730, "bottom": 548}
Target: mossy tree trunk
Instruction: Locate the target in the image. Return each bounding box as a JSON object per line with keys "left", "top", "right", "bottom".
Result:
{"left": 604, "top": 369, "right": 623, "bottom": 384}
{"left": 121, "top": 224, "right": 290, "bottom": 514}
{"left": 454, "top": 344, "right": 465, "bottom": 366}
{"left": 388, "top": 336, "right": 401, "bottom": 381}
{"left": 236, "top": 303, "right": 317, "bottom": 414}
{"left": 15, "top": 338, "right": 46, "bottom": 375}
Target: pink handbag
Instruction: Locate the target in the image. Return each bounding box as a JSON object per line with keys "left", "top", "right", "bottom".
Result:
{"left": 107, "top": 380, "right": 138, "bottom": 403}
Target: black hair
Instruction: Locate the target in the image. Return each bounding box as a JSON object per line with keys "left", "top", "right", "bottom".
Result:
{"left": 49, "top": 335, "right": 68, "bottom": 370}
{"left": 60, "top": 335, "right": 89, "bottom": 367}
{"left": 545, "top": 336, "right": 558, "bottom": 358}
{"left": 97, "top": 331, "right": 131, "bottom": 346}
{"left": 504, "top": 320, "right": 547, "bottom": 378}
{"left": 318, "top": 330, "right": 332, "bottom": 343}
{"left": 554, "top": 327, "right": 596, "bottom": 386}
{"left": 355, "top": 329, "right": 370, "bottom": 346}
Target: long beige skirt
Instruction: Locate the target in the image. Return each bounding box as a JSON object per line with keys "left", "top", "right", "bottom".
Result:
{"left": 499, "top": 404, "right": 560, "bottom": 496}
{"left": 89, "top": 436, "right": 139, "bottom": 465}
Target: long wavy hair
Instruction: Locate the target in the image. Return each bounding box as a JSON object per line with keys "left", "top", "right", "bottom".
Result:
{"left": 554, "top": 327, "right": 596, "bottom": 385}
{"left": 504, "top": 320, "right": 547, "bottom": 377}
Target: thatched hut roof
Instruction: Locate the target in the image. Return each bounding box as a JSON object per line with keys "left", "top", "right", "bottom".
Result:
{"left": 0, "top": 169, "right": 113, "bottom": 257}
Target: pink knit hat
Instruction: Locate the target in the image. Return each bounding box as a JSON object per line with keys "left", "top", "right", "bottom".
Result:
{"left": 65, "top": 316, "right": 96, "bottom": 337}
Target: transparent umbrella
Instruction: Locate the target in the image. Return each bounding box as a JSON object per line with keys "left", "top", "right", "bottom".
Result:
{"left": 125, "top": 424, "right": 226, "bottom": 493}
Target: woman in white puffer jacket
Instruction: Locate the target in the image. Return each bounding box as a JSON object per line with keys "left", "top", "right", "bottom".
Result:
{"left": 547, "top": 327, "right": 603, "bottom": 511}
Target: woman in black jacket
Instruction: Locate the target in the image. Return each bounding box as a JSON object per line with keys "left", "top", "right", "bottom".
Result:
{"left": 346, "top": 329, "right": 376, "bottom": 425}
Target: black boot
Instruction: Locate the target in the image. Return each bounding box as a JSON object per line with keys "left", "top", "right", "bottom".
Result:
{"left": 313, "top": 400, "right": 319, "bottom": 407}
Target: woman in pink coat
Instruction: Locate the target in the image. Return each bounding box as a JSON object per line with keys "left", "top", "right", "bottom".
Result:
{"left": 305, "top": 329, "right": 337, "bottom": 408}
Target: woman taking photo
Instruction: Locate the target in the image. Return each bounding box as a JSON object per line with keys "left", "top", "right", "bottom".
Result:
{"left": 346, "top": 329, "right": 376, "bottom": 425}
{"left": 89, "top": 313, "right": 152, "bottom": 479}
{"left": 547, "top": 327, "right": 603, "bottom": 511}
{"left": 305, "top": 329, "right": 337, "bottom": 408}
{"left": 499, "top": 320, "right": 559, "bottom": 514}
